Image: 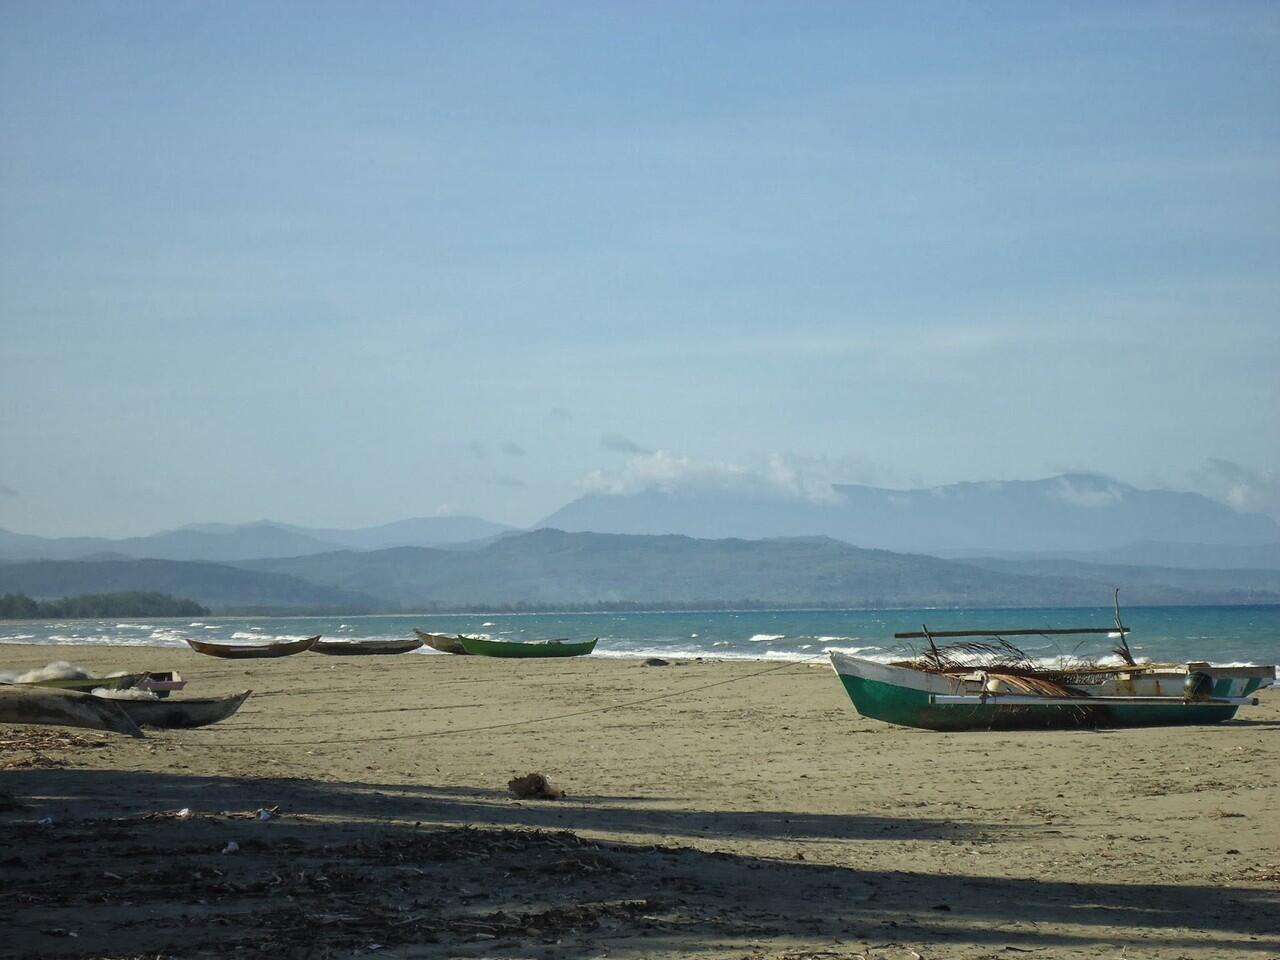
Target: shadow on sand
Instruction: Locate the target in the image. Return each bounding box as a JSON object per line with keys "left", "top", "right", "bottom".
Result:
{"left": 3, "top": 768, "right": 1277, "bottom": 959}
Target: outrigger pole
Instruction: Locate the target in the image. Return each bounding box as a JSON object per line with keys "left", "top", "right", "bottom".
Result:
{"left": 896, "top": 588, "right": 1136, "bottom": 643}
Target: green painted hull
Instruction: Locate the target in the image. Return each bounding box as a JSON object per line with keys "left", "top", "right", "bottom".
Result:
{"left": 836, "top": 671, "right": 1240, "bottom": 731}
{"left": 458, "top": 636, "right": 597, "bottom": 658}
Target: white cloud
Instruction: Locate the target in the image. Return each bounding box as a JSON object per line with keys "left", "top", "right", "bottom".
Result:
{"left": 580, "top": 450, "right": 863, "bottom": 503}
{"left": 1192, "top": 460, "right": 1280, "bottom": 519}
{"left": 1046, "top": 475, "right": 1126, "bottom": 508}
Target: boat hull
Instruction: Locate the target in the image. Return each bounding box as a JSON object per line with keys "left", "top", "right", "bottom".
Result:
{"left": 830, "top": 653, "right": 1268, "bottom": 731}
{"left": 16, "top": 673, "right": 146, "bottom": 693}
{"left": 113, "top": 691, "right": 251, "bottom": 729}
{"left": 312, "top": 638, "right": 424, "bottom": 656}
{"left": 459, "top": 636, "right": 597, "bottom": 658}
{"left": 414, "top": 630, "right": 470, "bottom": 655}
{"left": 186, "top": 635, "right": 319, "bottom": 659}
{"left": 0, "top": 686, "right": 145, "bottom": 737}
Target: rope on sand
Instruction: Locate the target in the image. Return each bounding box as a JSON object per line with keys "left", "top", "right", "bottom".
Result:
{"left": 185, "top": 653, "right": 829, "bottom": 752}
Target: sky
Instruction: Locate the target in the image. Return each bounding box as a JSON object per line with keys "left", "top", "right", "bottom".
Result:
{"left": 1, "top": 1, "right": 1278, "bottom": 536}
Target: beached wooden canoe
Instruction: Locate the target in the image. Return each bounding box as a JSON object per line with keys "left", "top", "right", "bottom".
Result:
{"left": 458, "top": 636, "right": 597, "bottom": 658}
{"left": 414, "top": 630, "right": 471, "bottom": 655}
{"left": 110, "top": 690, "right": 251, "bottom": 729}
{"left": 186, "top": 635, "right": 319, "bottom": 659}
{"left": 15, "top": 672, "right": 147, "bottom": 694}
{"left": 830, "top": 652, "right": 1274, "bottom": 731}
{"left": 137, "top": 671, "right": 186, "bottom": 698}
{"left": 312, "top": 637, "right": 424, "bottom": 656}
{"left": 0, "top": 685, "right": 144, "bottom": 737}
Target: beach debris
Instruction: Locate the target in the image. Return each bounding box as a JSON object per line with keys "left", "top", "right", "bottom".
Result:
{"left": 256, "top": 807, "right": 275, "bottom": 821}
{"left": 221, "top": 840, "right": 240, "bottom": 854}
{"left": 643, "top": 658, "right": 670, "bottom": 667}
{"left": 0, "top": 661, "right": 92, "bottom": 684}
{"left": 37, "top": 815, "right": 54, "bottom": 828}
{"left": 175, "top": 807, "right": 194, "bottom": 820}
{"left": 91, "top": 686, "right": 160, "bottom": 700}
{"left": 508, "top": 772, "right": 564, "bottom": 800}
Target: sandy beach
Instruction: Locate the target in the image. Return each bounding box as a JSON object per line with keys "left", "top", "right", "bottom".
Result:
{"left": 2, "top": 642, "right": 1277, "bottom": 960}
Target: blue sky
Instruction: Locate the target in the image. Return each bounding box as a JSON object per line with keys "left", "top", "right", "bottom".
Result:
{"left": 2, "top": 1, "right": 1277, "bottom": 535}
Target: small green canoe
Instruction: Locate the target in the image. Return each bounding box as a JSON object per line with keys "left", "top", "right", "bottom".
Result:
{"left": 458, "top": 636, "right": 598, "bottom": 658}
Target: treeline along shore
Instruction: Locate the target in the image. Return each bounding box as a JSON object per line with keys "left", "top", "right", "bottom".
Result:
{"left": 0, "top": 591, "right": 208, "bottom": 619}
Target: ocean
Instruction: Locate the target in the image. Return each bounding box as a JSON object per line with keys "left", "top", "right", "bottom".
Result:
{"left": 2, "top": 605, "right": 1277, "bottom": 667}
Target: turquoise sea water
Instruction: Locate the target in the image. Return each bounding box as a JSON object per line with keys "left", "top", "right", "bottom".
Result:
{"left": 1, "top": 605, "right": 1277, "bottom": 666}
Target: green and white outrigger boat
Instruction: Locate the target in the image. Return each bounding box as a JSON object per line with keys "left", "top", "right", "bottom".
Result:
{"left": 830, "top": 603, "right": 1274, "bottom": 731}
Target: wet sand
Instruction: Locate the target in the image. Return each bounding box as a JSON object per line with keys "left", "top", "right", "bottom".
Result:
{"left": 2, "top": 642, "right": 1278, "bottom": 959}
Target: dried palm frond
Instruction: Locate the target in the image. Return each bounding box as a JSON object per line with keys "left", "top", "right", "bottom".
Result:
{"left": 901, "top": 636, "right": 1118, "bottom": 686}
{"left": 985, "top": 672, "right": 1078, "bottom": 698}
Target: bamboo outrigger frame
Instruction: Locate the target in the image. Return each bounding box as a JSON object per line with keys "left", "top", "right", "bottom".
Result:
{"left": 895, "top": 589, "right": 1138, "bottom": 666}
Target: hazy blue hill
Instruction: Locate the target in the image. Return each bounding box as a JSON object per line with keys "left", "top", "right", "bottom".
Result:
{"left": 0, "top": 559, "right": 380, "bottom": 612}
{"left": 1047, "top": 541, "right": 1280, "bottom": 571}
{"left": 539, "top": 474, "right": 1279, "bottom": 553}
{"left": 0, "top": 529, "right": 120, "bottom": 562}
{"left": 283, "top": 516, "right": 515, "bottom": 550}
{"left": 0, "top": 516, "right": 515, "bottom": 562}
{"left": 0, "top": 524, "right": 343, "bottom": 563}
{"left": 240, "top": 528, "right": 1239, "bottom": 609}
{"left": 956, "top": 556, "right": 1280, "bottom": 602}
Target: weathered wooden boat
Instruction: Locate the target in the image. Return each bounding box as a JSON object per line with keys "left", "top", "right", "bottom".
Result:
{"left": 830, "top": 651, "right": 1275, "bottom": 732}
{"left": 459, "top": 635, "right": 597, "bottom": 658}
{"left": 414, "top": 630, "right": 471, "bottom": 655}
{"left": 109, "top": 690, "right": 251, "bottom": 729}
{"left": 186, "top": 635, "right": 320, "bottom": 659}
{"left": 137, "top": 671, "right": 186, "bottom": 698}
{"left": 312, "top": 637, "right": 424, "bottom": 656}
{"left": 0, "top": 685, "right": 144, "bottom": 737}
{"left": 15, "top": 672, "right": 147, "bottom": 694}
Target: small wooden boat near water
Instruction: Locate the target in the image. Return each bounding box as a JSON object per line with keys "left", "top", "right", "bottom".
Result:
{"left": 186, "top": 635, "right": 319, "bottom": 659}
{"left": 13, "top": 672, "right": 147, "bottom": 694}
{"left": 0, "top": 686, "right": 144, "bottom": 737}
{"left": 459, "top": 635, "right": 597, "bottom": 658}
{"left": 110, "top": 690, "right": 251, "bottom": 729}
{"left": 137, "top": 671, "right": 187, "bottom": 698}
{"left": 312, "top": 637, "right": 424, "bottom": 656}
{"left": 414, "top": 630, "right": 470, "bottom": 655}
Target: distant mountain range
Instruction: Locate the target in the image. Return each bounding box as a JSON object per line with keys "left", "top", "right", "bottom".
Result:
{"left": 3, "top": 475, "right": 1275, "bottom": 568}
{"left": 0, "top": 516, "right": 512, "bottom": 563}
{"left": 4, "top": 529, "right": 1276, "bottom": 613}
{"left": 539, "top": 474, "right": 1280, "bottom": 555}
{"left": 0, "top": 559, "right": 381, "bottom": 612}
{"left": 940, "top": 540, "right": 1280, "bottom": 571}
{"left": 1, "top": 474, "right": 1277, "bottom": 614}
